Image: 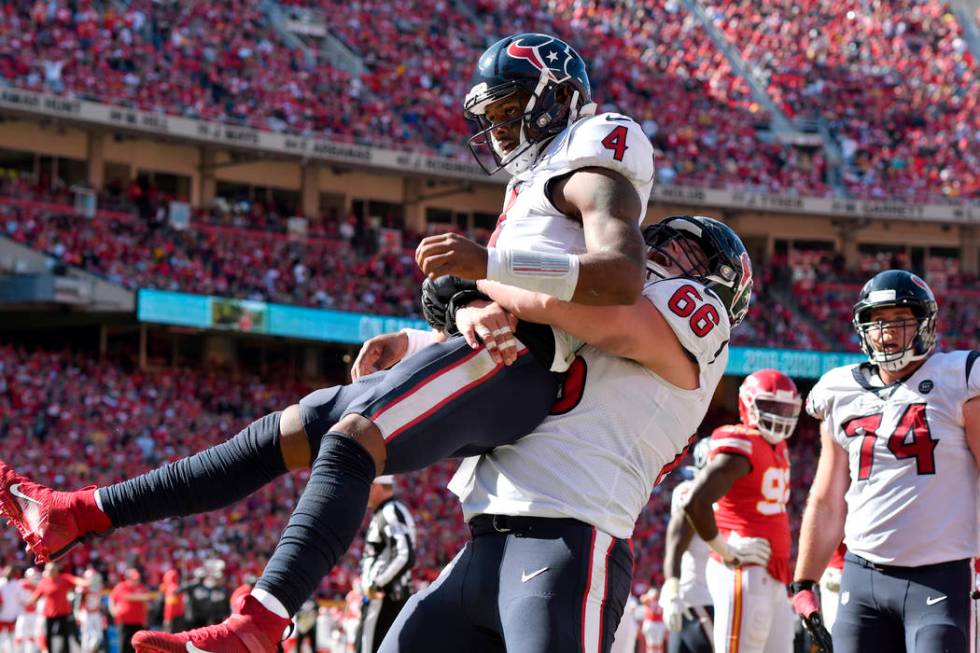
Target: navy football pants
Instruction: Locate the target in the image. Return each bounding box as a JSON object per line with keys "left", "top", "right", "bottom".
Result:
{"left": 379, "top": 516, "right": 633, "bottom": 653}
{"left": 301, "top": 333, "right": 561, "bottom": 474}
{"left": 834, "top": 552, "right": 973, "bottom": 653}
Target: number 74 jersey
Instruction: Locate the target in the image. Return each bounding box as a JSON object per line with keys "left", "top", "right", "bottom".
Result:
{"left": 806, "top": 351, "right": 980, "bottom": 567}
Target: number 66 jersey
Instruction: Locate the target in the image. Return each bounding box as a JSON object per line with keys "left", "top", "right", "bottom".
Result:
{"left": 806, "top": 351, "right": 980, "bottom": 567}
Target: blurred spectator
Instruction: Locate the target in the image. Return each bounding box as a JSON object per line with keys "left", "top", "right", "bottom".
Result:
{"left": 30, "top": 562, "right": 83, "bottom": 653}
{"left": 159, "top": 569, "right": 185, "bottom": 634}
{"left": 109, "top": 568, "right": 151, "bottom": 653}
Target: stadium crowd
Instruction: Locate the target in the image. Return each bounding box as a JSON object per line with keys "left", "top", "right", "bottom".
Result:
{"left": 5, "top": 185, "right": 976, "bottom": 352}
{"left": 0, "top": 193, "right": 426, "bottom": 317}
{"left": 23, "top": 0, "right": 980, "bottom": 197}
{"left": 707, "top": 0, "right": 978, "bottom": 200}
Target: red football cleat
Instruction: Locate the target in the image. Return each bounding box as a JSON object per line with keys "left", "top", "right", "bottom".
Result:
{"left": 132, "top": 595, "right": 290, "bottom": 653}
{"left": 0, "top": 460, "right": 111, "bottom": 564}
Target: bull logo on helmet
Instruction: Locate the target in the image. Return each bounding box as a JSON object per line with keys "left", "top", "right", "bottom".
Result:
{"left": 738, "top": 252, "right": 753, "bottom": 294}
{"left": 505, "top": 37, "right": 575, "bottom": 84}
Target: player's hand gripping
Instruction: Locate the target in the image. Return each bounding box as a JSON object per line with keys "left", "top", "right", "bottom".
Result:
{"left": 416, "top": 233, "right": 489, "bottom": 280}
{"left": 658, "top": 577, "right": 687, "bottom": 633}
{"left": 454, "top": 300, "right": 520, "bottom": 366}
{"left": 352, "top": 332, "right": 409, "bottom": 380}
{"left": 790, "top": 580, "right": 833, "bottom": 652}
{"left": 711, "top": 533, "right": 772, "bottom": 568}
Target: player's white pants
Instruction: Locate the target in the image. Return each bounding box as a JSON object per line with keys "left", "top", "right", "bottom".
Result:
{"left": 77, "top": 612, "right": 103, "bottom": 653}
{"left": 13, "top": 613, "right": 38, "bottom": 653}
{"left": 0, "top": 622, "right": 16, "bottom": 653}
{"left": 706, "top": 558, "right": 793, "bottom": 653}
{"left": 642, "top": 620, "right": 666, "bottom": 653}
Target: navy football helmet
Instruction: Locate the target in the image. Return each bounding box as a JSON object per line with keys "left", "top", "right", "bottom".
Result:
{"left": 852, "top": 269, "right": 937, "bottom": 372}
{"left": 642, "top": 215, "right": 753, "bottom": 328}
{"left": 464, "top": 33, "right": 595, "bottom": 175}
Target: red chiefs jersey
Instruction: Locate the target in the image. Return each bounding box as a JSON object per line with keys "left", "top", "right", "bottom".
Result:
{"left": 828, "top": 542, "right": 846, "bottom": 571}
{"left": 644, "top": 605, "right": 663, "bottom": 623}
{"left": 709, "top": 424, "right": 791, "bottom": 583}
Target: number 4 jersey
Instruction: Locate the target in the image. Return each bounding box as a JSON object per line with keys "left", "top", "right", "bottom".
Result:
{"left": 708, "top": 425, "right": 792, "bottom": 583}
{"left": 806, "top": 351, "right": 980, "bottom": 567}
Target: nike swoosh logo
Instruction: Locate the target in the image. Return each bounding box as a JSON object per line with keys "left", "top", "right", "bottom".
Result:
{"left": 521, "top": 567, "right": 549, "bottom": 583}
{"left": 8, "top": 484, "right": 41, "bottom": 506}
{"left": 926, "top": 595, "right": 948, "bottom": 606}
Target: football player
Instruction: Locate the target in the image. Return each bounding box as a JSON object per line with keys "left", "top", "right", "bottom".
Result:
{"left": 374, "top": 214, "right": 752, "bottom": 651}
{"left": 0, "top": 32, "right": 663, "bottom": 653}
{"left": 681, "top": 369, "right": 802, "bottom": 653}
{"left": 659, "top": 439, "right": 714, "bottom": 653}
{"left": 792, "top": 269, "right": 980, "bottom": 653}
{"left": 0, "top": 34, "right": 656, "bottom": 650}
{"left": 77, "top": 569, "right": 106, "bottom": 653}
{"left": 13, "top": 568, "right": 40, "bottom": 653}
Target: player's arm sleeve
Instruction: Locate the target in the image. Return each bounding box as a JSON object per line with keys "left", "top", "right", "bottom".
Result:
{"left": 644, "top": 279, "right": 731, "bottom": 368}
{"left": 370, "top": 506, "right": 414, "bottom": 589}
{"left": 708, "top": 427, "right": 754, "bottom": 465}
{"left": 966, "top": 351, "right": 980, "bottom": 398}
{"left": 554, "top": 114, "right": 655, "bottom": 188}
{"left": 805, "top": 376, "right": 832, "bottom": 421}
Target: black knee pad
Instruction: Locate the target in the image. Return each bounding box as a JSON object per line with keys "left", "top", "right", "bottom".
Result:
{"left": 914, "top": 624, "right": 967, "bottom": 653}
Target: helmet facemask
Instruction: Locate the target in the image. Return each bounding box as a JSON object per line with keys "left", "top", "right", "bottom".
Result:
{"left": 465, "top": 73, "right": 594, "bottom": 176}
{"left": 750, "top": 397, "right": 801, "bottom": 444}
{"left": 643, "top": 222, "right": 740, "bottom": 295}
{"left": 853, "top": 309, "right": 936, "bottom": 373}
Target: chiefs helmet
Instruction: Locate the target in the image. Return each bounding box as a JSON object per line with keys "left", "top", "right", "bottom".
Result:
{"left": 643, "top": 215, "right": 753, "bottom": 328}
{"left": 853, "top": 269, "right": 937, "bottom": 372}
{"left": 464, "top": 33, "right": 595, "bottom": 175}
{"left": 739, "top": 369, "right": 801, "bottom": 444}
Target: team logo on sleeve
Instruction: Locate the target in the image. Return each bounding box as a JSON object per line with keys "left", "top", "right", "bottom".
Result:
{"left": 918, "top": 380, "right": 933, "bottom": 394}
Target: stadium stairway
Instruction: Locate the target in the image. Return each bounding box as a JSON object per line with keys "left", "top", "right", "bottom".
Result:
{"left": 950, "top": 0, "right": 980, "bottom": 62}
{"left": 266, "top": 0, "right": 366, "bottom": 77}
{"left": 682, "top": 0, "right": 848, "bottom": 196}
{"left": 681, "top": 0, "right": 794, "bottom": 134}
{"left": 0, "top": 235, "right": 134, "bottom": 311}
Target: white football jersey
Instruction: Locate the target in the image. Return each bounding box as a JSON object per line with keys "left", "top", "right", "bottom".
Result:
{"left": 492, "top": 112, "right": 655, "bottom": 371}
{"left": 0, "top": 577, "right": 28, "bottom": 622}
{"left": 670, "top": 480, "right": 713, "bottom": 607}
{"left": 450, "top": 277, "right": 730, "bottom": 538}
{"left": 807, "top": 351, "right": 980, "bottom": 566}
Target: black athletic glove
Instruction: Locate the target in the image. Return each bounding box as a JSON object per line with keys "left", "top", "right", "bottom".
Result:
{"left": 445, "top": 288, "right": 491, "bottom": 336}
{"left": 421, "top": 275, "right": 477, "bottom": 331}
{"left": 790, "top": 580, "right": 833, "bottom": 653}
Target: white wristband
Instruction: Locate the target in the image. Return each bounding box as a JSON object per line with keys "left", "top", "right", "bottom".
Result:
{"left": 486, "top": 247, "right": 580, "bottom": 302}
{"left": 400, "top": 328, "right": 438, "bottom": 358}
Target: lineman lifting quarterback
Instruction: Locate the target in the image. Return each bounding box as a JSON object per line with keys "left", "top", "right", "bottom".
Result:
{"left": 792, "top": 270, "right": 980, "bottom": 653}
{"left": 0, "top": 32, "right": 661, "bottom": 653}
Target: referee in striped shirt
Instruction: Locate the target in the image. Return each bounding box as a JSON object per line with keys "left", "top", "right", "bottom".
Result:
{"left": 356, "top": 476, "right": 417, "bottom": 653}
